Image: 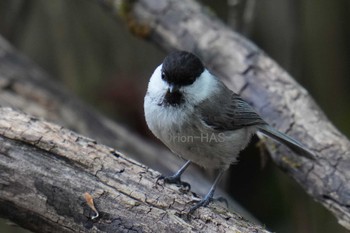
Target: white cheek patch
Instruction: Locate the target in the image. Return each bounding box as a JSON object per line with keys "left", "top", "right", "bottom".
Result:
{"left": 147, "top": 66, "right": 219, "bottom": 108}
{"left": 147, "top": 64, "right": 167, "bottom": 94}
{"left": 183, "top": 70, "right": 219, "bottom": 104}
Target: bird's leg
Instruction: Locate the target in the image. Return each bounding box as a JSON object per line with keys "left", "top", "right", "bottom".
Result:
{"left": 157, "top": 160, "right": 191, "bottom": 190}
{"left": 189, "top": 170, "right": 225, "bottom": 214}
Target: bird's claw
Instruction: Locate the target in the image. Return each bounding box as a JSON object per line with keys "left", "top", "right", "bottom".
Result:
{"left": 188, "top": 194, "right": 227, "bottom": 214}
{"left": 215, "top": 196, "right": 229, "bottom": 208}
{"left": 188, "top": 197, "right": 213, "bottom": 215}
{"left": 157, "top": 175, "right": 191, "bottom": 192}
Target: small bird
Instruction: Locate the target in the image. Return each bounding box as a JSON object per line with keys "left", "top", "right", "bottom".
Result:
{"left": 144, "top": 51, "right": 315, "bottom": 213}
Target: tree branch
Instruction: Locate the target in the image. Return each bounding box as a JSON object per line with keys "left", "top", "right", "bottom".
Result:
{"left": 0, "top": 107, "right": 270, "bottom": 233}
{"left": 97, "top": 0, "right": 350, "bottom": 229}
{"left": 1, "top": 0, "right": 349, "bottom": 230}
{"left": 0, "top": 34, "right": 254, "bottom": 223}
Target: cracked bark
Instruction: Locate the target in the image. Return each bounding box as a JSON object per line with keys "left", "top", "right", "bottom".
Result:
{"left": 0, "top": 28, "right": 264, "bottom": 222}
{"left": 0, "top": 107, "right": 270, "bottom": 233}
{"left": 0, "top": 0, "right": 349, "bottom": 231}
{"left": 96, "top": 0, "right": 350, "bottom": 230}
{"left": 0, "top": 34, "right": 259, "bottom": 231}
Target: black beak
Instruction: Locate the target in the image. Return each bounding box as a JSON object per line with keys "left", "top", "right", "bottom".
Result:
{"left": 159, "top": 84, "right": 183, "bottom": 106}
{"left": 168, "top": 84, "right": 180, "bottom": 93}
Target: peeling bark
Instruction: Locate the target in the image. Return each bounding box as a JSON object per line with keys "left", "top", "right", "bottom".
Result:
{"left": 96, "top": 0, "right": 350, "bottom": 229}
{"left": 0, "top": 107, "right": 270, "bottom": 233}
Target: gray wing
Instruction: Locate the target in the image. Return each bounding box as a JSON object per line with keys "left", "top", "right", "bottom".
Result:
{"left": 196, "top": 86, "right": 266, "bottom": 131}
{"left": 195, "top": 83, "right": 316, "bottom": 160}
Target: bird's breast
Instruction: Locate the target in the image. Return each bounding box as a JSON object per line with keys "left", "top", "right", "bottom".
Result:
{"left": 144, "top": 93, "right": 190, "bottom": 140}
{"left": 145, "top": 93, "right": 257, "bottom": 170}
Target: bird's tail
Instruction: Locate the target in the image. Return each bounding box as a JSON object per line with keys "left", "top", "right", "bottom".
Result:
{"left": 257, "top": 124, "right": 315, "bottom": 160}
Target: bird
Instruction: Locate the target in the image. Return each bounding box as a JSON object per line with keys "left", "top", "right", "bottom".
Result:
{"left": 144, "top": 50, "right": 315, "bottom": 213}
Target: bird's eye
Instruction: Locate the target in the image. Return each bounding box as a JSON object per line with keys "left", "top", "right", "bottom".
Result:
{"left": 161, "top": 72, "right": 166, "bottom": 80}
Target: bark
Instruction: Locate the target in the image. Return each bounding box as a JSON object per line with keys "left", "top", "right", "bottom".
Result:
{"left": 0, "top": 34, "right": 248, "bottom": 219}
{"left": 0, "top": 35, "right": 259, "bottom": 231}
{"left": 97, "top": 0, "right": 350, "bottom": 229}
{"left": 0, "top": 107, "right": 270, "bottom": 233}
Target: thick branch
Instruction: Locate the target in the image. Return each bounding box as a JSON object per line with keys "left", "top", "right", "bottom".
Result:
{"left": 0, "top": 34, "right": 238, "bottom": 215}
{"left": 0, "top": 34, "right": 259, "bottom": 229}
{"left": 98, "top": 0, "right": 350, "bottom": 229}
{"left": 0, "top": 107, "right": 270, "bottom": 233}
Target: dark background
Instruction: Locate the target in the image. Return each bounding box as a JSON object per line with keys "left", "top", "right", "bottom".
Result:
{"left": 0, "top": 0, "right": 349, "bottom": 232}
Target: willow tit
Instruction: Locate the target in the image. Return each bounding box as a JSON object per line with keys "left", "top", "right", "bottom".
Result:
{"left": 144, "top": 51, "right": 315, "bottom": 213}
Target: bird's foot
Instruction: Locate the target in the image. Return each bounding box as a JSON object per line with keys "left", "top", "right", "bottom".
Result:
{"left": 157, "top": 174, "right": 191, "bottom": 192}
{"left": 188, "top": 194, "right": 228, "bottom": 214}
{"left": 189, "top": 197, "right": 213, "bottom": 215}
{"left": 188, "top": 190, "right": 215, "bottom": 214}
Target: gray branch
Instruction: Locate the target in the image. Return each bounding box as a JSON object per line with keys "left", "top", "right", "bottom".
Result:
{"left": 0, "top": 107, "right": 270, "bottom": 233}
{"left": 0, "top": 30, "right": 255, "bottom": 219}
{"left": 0, "top": 0, "right": 349, "bottom": 231}
{"left": 97, "top": 0, "right": 350, "bottom": 229}
{"left": 0, "top": 27, "right": 259, "bottom": 232}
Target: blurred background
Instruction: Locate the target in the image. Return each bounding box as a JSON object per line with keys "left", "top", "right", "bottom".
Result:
{"left": 0, "top": 0, "right": 349, "bottom": 232}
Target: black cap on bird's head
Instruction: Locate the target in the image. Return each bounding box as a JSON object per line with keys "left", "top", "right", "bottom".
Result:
{"left": 161, "top": 51, "right": 204, "bottom": 87}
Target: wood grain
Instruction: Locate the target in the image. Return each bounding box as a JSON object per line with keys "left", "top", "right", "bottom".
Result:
{"left": 0, "top": 107, "right": 270, "bottom": 233}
